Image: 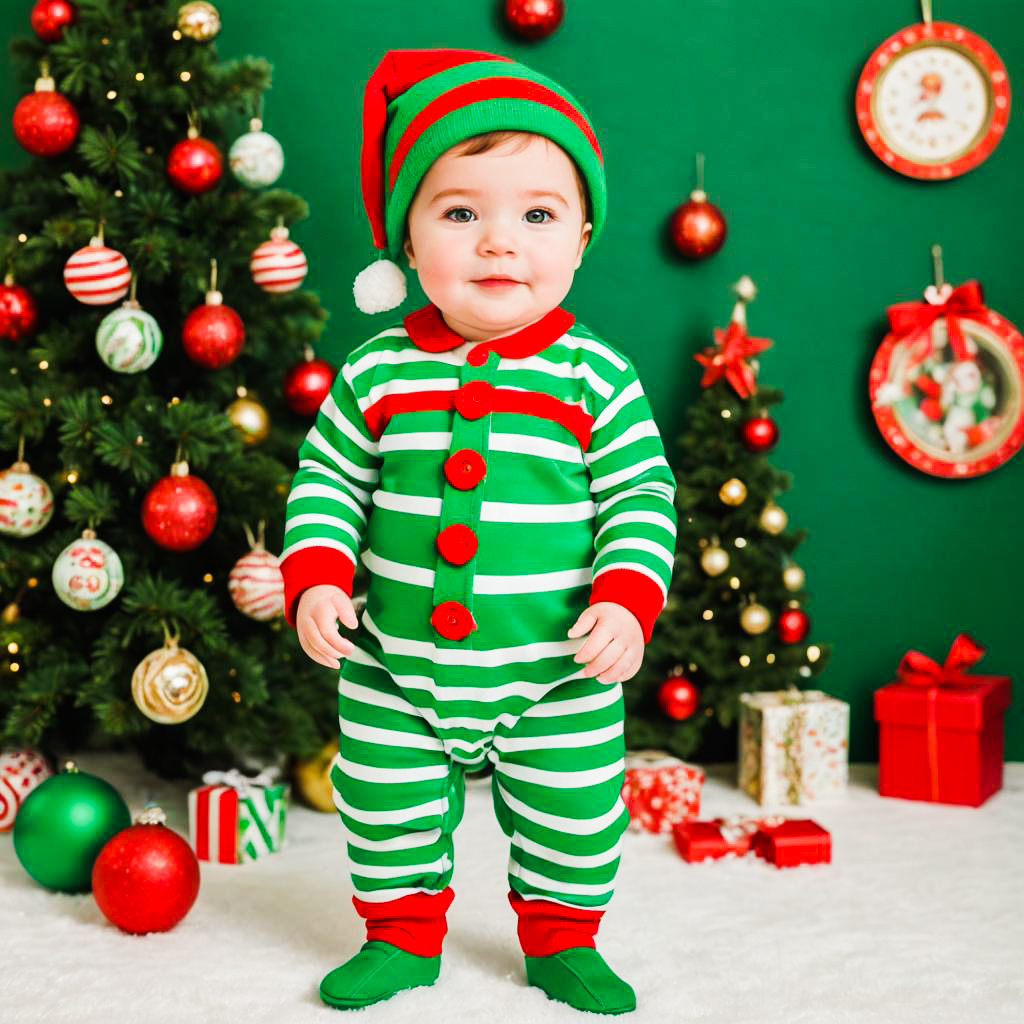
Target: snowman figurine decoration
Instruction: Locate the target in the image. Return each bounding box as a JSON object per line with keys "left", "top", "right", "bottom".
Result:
{"left": 934, "top": 359, "right": 997, "bottom": 453}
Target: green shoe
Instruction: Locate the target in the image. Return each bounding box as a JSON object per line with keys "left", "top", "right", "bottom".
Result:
{"left": 525, "top": 947, "right": 636, "bottom": 1015}
{"left": 319, "top": 940, "right": 441, "bottom": 1010}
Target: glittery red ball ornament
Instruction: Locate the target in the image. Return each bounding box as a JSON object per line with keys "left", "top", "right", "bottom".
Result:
{"left": 142, "top": 462, "right": 218, "bottom": 551}
{"left": 657, "top": 676, "right": 699, "bottom": 721}
{"left": 283, "top": 352, "right": 336, "bottom": 416}
{"left": 505, "top": 0, "right": 565, "bottom": 40}
{"left": 12, "top": 74, "right": 80, "bottom": 157}
{"left": 778, "top": 608, "right": 810, "bottom": 645}
{"left": 0, "top": 276, "right": 39, "bottom": 343}
{"left": 182, "top": 290, "right": 245, "bottom": 369}
{"left": 31, "top": 0, "right": 78, "bottom": 42}
{"left": 740, "top": 415, "right": 780, "bottom": 453}
{"left": 167, "top": 134, "right": 223, "bottom": 194}
{"left": 92, "top": 808, "right": 200, "bottom": 935}
{"left": 669, "top": 188, "right": 727, "bottom": 260}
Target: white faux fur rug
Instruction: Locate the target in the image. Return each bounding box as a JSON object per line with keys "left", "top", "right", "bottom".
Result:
{"left": 2, "top": 753, "right": 1021, "bottom": 1024}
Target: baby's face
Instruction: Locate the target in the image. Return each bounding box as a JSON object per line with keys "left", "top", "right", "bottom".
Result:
{"left": 403, "top": 134, "right": 592, "bottom": 342}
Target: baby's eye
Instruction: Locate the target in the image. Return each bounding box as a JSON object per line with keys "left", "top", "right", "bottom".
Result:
{"left": 444, "top": 207, "right": 475, "bottom": 223}
{"left": 525, "top": 208, "right": 554, "bottom": 224}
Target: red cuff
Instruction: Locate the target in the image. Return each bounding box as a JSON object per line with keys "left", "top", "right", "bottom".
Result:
{"left": 589, "top": 568, "right": 666, "bottom": 643}
{"left": 508, "top": 890, "right": 604, "bottom": 956}
{"left": 279, "top": 546, "right": 355, "bottom": 628}
{"left": 353, "top": 888, "right": 455, "bottom": 957}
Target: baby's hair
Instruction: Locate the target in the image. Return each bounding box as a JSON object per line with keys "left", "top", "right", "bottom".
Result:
{"left": 403, "top": 129, "right": 592, "bottom": 244}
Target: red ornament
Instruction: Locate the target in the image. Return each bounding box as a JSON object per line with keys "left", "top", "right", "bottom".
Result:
{"left": 669, "top": 188, "right": 727, "bottom": 260}
{"left": 505, "top": 0, "right": 565, "bottom": 40}
{"left": 657, "top": 676, "right": 699, "bottom": 721}
{"left": 12, "top": 69, "right": 79, "bottom": 157}
{"left": 167, "top": 132, "right": 223, "bottom": 194}
{"left": 283, "top": 351, "right": 336, "bottom": 415}
{"left": 695, "top": 319, "right": 774, "bottom": 399}
{"left": 183, "top": 291, "right": 245, "bottom": 369}
{"left": 0, "top": 275, "right": 39, "bottom": 343}
{"left": 31, "top": 0, "right": 77, "bottom": 42}
{"left": 741, "top": 415, "right": 780, "bottom": 453}
{"left": 91, "top": 809, "right": 200, "bottom": 935}
{"left": 142, "top": 462, "right": 218, "bottom": 551}
{"left": 778, "top": 608, "right": 810, "bottom": 645}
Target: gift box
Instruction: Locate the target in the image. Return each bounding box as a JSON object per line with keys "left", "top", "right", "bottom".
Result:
{"left": 672, "top": 817, "right": 762, "bottom": 862}
{"left": 621, "top": 751, "right": 704, "bottom": 833}
{"left": 188, "top": 768, "right": 289, "bottom": 863}
{"left": 875, "top": 634, "right": 1013, "bottom": 807}
{"left": 751, "top": 818, "right": 831, "bottom": 868}
{"left": 738, "top": 689, "right": 849, "bottom": 805}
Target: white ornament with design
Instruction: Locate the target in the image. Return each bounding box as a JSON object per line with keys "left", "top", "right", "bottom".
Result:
{"left": 0, "top": 749, "right": 52, "bottom": 832}
{"left": 52, "top": 529, "right": 124, "bottom": 610}
{"left": 63, "top": 233, "right": 132, "bottom": 305}
{"left": 250, "top": 224, "right": 307, "bottom": 293}
{"left": 228, "top": 543, "right": 285, "bottom": 620}
{"left": 229, "top": 118, "right": 284, "bottom": 188}
{"left": 0, "top": 460, "right": 53, "bottom": 537}
{"left": 96, "top": 299, "right": 163, "bottom": 373}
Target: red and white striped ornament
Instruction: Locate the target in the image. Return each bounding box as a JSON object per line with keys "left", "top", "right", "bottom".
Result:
{"left": 228, "top": 525, "right": 284, "bottom": 620}
{"left": 63, "top": 227, "right": 131, "bottom": 306}
{"left": 250, "top": 223, "right": 308, "bottom": 293}
{"left": 0, "top": 749, "right": 53, "bottom": 832}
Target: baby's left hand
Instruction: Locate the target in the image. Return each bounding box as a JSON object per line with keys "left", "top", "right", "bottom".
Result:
{"left": 568, "top": 602, "right": 644, "bottom": 684}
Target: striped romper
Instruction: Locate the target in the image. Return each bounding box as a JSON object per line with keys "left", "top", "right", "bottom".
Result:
{"left": 280, "top": 302, "right": 677, "bottom": 935}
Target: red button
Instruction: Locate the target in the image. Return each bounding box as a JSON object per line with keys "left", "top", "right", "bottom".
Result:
{"left": 444, "top": 449, "right": 486, "bottom": 489}
{"left": 467, "top": 347, "right": 491, "bottom": 367}
{"left": 431, "top": 600, "right": 477, "bottom": 641}
{"left": 437, "top": 524, "right": 478, "bottom": 565}
{"left": 454, "top": 380, "right": 493, "bottom": 420}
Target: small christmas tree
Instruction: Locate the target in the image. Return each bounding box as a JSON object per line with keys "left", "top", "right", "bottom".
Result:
{"left": 0, "top": 0, "right": 337, "bottom": 777}
{"left": 627, "top": 276, "right": 832, "bottom": 759}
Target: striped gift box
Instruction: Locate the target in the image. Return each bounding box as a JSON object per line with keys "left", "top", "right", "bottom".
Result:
{"left": 188, "top": 775, "right": 289, "bottom": 864}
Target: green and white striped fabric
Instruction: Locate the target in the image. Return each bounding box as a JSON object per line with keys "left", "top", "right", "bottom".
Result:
{"left": 280, "top": 305, "right": 677, "bottom": 907}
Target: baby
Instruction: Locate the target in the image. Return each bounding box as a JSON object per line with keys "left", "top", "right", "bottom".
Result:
{"left": 280, "top": 49, "right": 677, "bottom": 1015}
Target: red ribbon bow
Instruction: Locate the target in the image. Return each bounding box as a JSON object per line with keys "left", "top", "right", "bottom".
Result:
{"left": 886, "top": 280, "right": 986, "bottom": 369}
{"left": 694, "top": 321, "right": 774, "bottom": 399}
{"left": 897, "top": 633, "right": 996, "bottom": 800}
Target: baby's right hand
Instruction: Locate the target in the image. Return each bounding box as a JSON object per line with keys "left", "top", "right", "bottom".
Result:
{"left": 295, "top": 584, "right": 359, "bottom": 669}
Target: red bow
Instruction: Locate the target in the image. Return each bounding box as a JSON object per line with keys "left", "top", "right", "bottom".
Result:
{"left": 898, "top": 633, "right": 990, "bottom": 689}
{"left": 694, "top": 321, "right": 774, "bottom": 399}
{"left": 886, "top": 280, "right": 986, "bottom": 369}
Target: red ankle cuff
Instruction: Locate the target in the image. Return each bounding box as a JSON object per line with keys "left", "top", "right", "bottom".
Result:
{"left": 352, "top": 888, "right": 455, "bottom": 957}
{"left": 508, "top": 890, "right": 604, "bottom": 956}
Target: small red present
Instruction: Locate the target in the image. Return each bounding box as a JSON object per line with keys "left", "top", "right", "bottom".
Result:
{"left": 621, "top": 751, "right": 704, "bottom": 833}
{"left": 751, "top": 819, "right": 831, "bottom": 868}
{"left": 874, "top": 634, "right": 1013, "bottom": 807}
{"left": 671, "top": 817, "right": 763, "bottom": 862}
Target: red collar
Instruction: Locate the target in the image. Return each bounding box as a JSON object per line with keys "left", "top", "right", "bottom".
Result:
{"left": 403, "top": 303, "right": 576, "bottom": 360}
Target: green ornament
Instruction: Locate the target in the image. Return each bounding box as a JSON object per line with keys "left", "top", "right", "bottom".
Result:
{"left": 12, "top": 764, "right": 131, "bottom": 892}
{"left": 95, "top": 300, "right": 163, "bottom": 373}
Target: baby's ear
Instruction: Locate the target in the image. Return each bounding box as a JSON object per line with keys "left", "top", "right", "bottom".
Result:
{"left": 575, "top": 222, "right": 593, "bottom": 269}
{"left": 403, "top": 235, "right": 416, "bottom": 269}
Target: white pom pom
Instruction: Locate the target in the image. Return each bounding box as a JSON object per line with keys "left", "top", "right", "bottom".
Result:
{"left": 353, "top": 258, "right": 407, "bottom": 314}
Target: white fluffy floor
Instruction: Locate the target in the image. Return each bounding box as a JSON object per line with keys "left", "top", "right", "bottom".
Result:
{"left": 2, "top": 754, "right": 1021, "bottom": 1024}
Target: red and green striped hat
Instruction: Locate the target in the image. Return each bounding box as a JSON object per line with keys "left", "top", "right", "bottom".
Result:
{"left": 354, "top": 48, "right": 606, "bottom": 313}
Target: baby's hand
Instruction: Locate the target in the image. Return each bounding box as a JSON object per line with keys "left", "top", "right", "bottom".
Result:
{"left": 295, "top": 584, "right": 359, "bottom": 669}
{"left": 568, "top": 602, "right": 644, "bottom": 685}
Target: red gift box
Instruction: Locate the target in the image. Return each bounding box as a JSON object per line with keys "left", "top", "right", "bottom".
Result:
{"left": 621, "top": 752, "right": 704, "bottom": 834}
{"left": 751, "top": 819, "right": 831, "bottom": 867}
{"left": 874, "top": 634, "right": 1013, "bottom": 807}
{"left": 672, "top": 818, "right": 760, "bottom": 862}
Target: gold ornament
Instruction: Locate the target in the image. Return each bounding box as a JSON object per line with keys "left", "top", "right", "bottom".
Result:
{"left": 293, "top": 738, "right": 338, "bottom": 813}
{"left": 760, "top": 502, "right": 788, "bottom": 534}
{"left": 2, "top": 602, "right": 19, "bottom": 623}
{"left": 700, "top": 543, "right": 729, "bottom": 576}
{"left": 177, "top": 1, "right": 221, "bottom": 41}
{"left": 131, "top": 623, "right": 208, "bottom": 724}
{"left": 740, "top": 601, "right": 772, "bottom": 634}
{"left": 226, "top": 395, "right": 270, "bottom": 445}
{"left": 718, "top": 478, "right": 747, "bottom": 506}
{"left": 783, "top": 563, "right": 806, "bottom": 590}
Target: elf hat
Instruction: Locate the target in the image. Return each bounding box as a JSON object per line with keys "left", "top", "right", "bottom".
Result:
{"left": 353, "top": 48, "right": 607, "bottom": 314}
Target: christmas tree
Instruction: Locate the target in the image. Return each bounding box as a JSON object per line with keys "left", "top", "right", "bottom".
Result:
{"left": 0, "top": 0, "right": 338, "bottom": 777}
{"left": 627, "top": 276, "right": 833, "bottom": 759}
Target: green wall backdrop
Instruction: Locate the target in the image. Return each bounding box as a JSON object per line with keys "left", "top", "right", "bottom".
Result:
{"left": 2, "top": 1, "right": 1021, "bottom": 761}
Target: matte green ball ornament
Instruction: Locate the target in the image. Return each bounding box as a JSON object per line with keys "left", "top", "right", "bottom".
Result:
{"left": 12, "top": 762, "right": 131, "bottom": 892}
